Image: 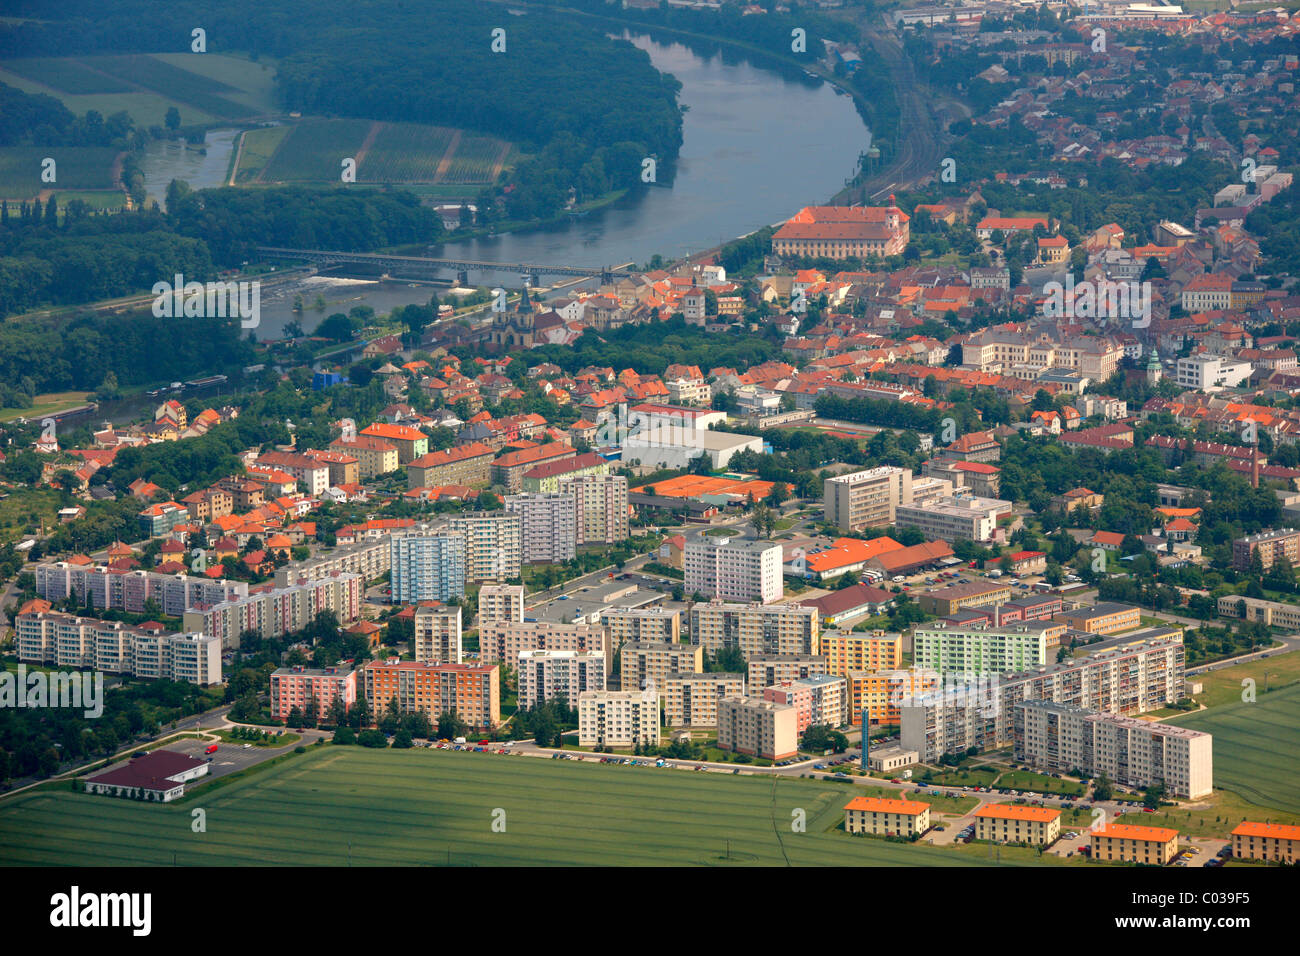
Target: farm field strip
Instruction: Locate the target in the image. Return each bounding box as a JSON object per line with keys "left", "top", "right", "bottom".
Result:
{"left": 84, "top": 54, "right": 251, "bottom": 119}
{"left": 258, "top": 118, "right": 373, "bottom": 183}
{"left": 0, "top": 748, "right": 1030, "bottom": 867}
{"left": 0, "top": 57, "right": 132, "bottom": 94}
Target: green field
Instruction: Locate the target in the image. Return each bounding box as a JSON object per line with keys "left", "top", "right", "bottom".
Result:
{"left": 85, "top": 55, "right": 251, "bottom": 119}
{"left": 1, "top": 57, "right": 132, "bottom": 94}
{"left": 1168, "top": 681, "right": 1300, "bottom": 815}
{"left": 0, "top": 747, "right": 1046, "bottom": 866}
{"left": 359, "top": 122, "right": 456, "bottom": 182}
{"left": 440, "top": 132, "right": 511, "bottom": 184}
{"left": 232, "top": 125, "right": 292, "bottom": 184}
{"left": 258, "top": 118, "right": 374, "bottom": 183}
{"left": 0, "top": 147, "right": 118, "bottom": 200}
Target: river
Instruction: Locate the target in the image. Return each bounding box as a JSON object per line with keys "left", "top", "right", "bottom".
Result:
{"left": 140, "top": 31, "right": 869, "bottom": 341}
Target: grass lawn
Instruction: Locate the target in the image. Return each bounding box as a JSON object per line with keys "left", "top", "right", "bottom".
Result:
{"left": 0, "top": 390, "right": 93, "bottom": 422}
{"left": 1185, "top": 647, "right": 1300, "bottom": 710}
{"left": 0, "top": 488, "right": 62, "bottom": 544}
{"left": 1166, "top": 681, "right": 1300, "bottom": 817}
{"left": 232, "top": 125, "right": 292, "bottom": 184}
{"left": 993, "top": 771, "right": 1087, "bottom": 798}
{"left": 917, "top": 766, "right": 1000, "bottom": 789}
{"left": 0, "top": 747, "right": 1049, "bottom": 866}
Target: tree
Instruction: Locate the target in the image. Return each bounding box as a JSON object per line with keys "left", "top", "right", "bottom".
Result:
{"left": 437, "top": 711, "right": 468, "bottom": 741}
{"left": 1093, "top": 773, "right": 1113, "bottom": 801}
{"left": 1142, "top": 783, "right": 1165, "bottom": 810}
{"left": 532, "top": 709, "right": 559, "bottom": 747}
{"left": 165, "top": 106, "right": 181, "bottom": 131}
{"left": 393, "top": 729, "right": 414, "bottom": 749}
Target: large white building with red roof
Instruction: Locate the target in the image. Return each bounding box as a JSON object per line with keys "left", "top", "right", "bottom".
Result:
{"left": 772, "top": 203, "right": 910, "bottom": 260}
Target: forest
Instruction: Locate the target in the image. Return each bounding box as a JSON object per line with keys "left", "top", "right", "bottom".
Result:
{"left": 0, "top": 0, "right": 684, "bottom": 222}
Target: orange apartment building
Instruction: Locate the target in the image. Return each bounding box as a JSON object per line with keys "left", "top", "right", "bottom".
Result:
{"left": 362, "top": 659, "right": 500, "bottom": 730}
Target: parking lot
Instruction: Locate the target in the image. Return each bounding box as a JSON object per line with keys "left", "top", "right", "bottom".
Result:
{"left": 163, "top": 733, "right": 315, "bottom": 781}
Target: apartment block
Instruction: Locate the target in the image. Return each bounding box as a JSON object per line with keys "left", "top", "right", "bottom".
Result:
{"left": 406, "top": 441, "right": 494, "bottom": 490}
{"left": 359, "top": 422, "right": 428, "bottom": 463}
{"left": 717, "top": 696, "right": 799, "bottom": 760}
{"left": 746, "top": 654, "right": 830, "bottom": 690}
{"left": 1015, "top": 701, "right": 1213, "bottom": 799}
{"left": 1090, "top": 824, "right": 1178, "bottom": 865}
{"left": 414, "top": 604, "right": 463, "bottom": 664}
{"left": 447, "top": 512, "right": 522, "bottom": 582}
{"left": 684, "top": 535, "right": 782, "bottom": 604}
{"left": 900, "top": 637, "right": 1186, "bottom": 761}
{"left": 504, "top": 492, "right": 577, "bottom": 564}
{"left": 823, "top": 466, "right": 913, "bottom": 532}
{"left": 663, "top": 672, "right": 745, "bottom": 728}
{"left": 600, "top": 606, "right": 680, "bottom": 647}
{"left": 16, "top": 610, "right": 221, "bottom": 685}
{"left": 522, "top": 452, "right": 609, "bottom": 493}
{"left": 1231, "top": 528, "right": 1300, "bottom": 571}
{"left": 517, "top": 649, "right": 607, "bottom": 709}
{"left": 478, "top": 583, "right": 525, "bottom": 625}
{"left": 270, "top": 664, "right": 357, "bottom": 722}
{"left": 973, "top": 805, "right": 1061, "bottom": 845}
{"left": 578, "top": 688, "right": 660, "bottom": 748}
{"left": 389, "top": 530, "right": 466, "bottom": 604}
{"left": 35, "top": 562, "right": 247, "bottom": 617}
{"left": 329, "top": 435, "right": 399, "bottom": 479}
{"left": 821, "top": 630, "right": 903, "bottom": 677}
{"left": 273, "top": 538, "right": 390, "bottom": 587}
{"left": 691, "top": 601, "right": 820, "bottom": 659}
{"left": 1230, "top": 822, "right": 1300, "bottom": 864}
{"left": 847, "top": 668, "right": 940, "bottom": 726}
{"left": 913, "top": 624, "right": 1048, "bottom": 675}
{"left": 761, "top": 673, "right": 848, "bottom": 731}
{"left": 843, "top": 796, "right": 930, "bottom": 837}
{"left": 255, "top": 451, "right": 331, "bottom": 497}
{"left": 562, "top": 473, "right": 629, "bottom": 545}
{"left": 182, "top": 571, "right": 363, "bottom": 648}
{"left": 363, "top": 659, "right": 500, "bottom": 729}
{"left": 479, "top": 620, "right": 609, "bottom": 672}
{"left": 620, "top": 641, "right": 703, "bottom": 693}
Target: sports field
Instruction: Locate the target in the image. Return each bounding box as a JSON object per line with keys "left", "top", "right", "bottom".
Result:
{"left": 0, "top": 747, "right": 1038, "bottom": 866}
{"left": 1168, "top": 681, "right": 1300, "bottom": 815}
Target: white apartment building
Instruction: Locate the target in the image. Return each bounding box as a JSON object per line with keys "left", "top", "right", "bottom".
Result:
{"left": 478, "top": 583, "right": 525, "bottom": 625}
{"left": 273, "top": 537, "right": 391, "bottom": 587}
{"left": 414, "top": 604, "right": 462, "bottom": 664}
{"left": 517, "top": 649, "right": 607, "bottom": 709}
{"left": 182, "top": 571, "right": 363, "bottom": 648}
{"left": 389, "top": 530, "right": 466, "bottom": 603}
{"left": 691, "top": 601, "right": 820, "bottom": 659}
{"left": 447, "top": 512, "right": 522, "bottom": 582}
{"left": 16, "top": 610, "right": 221, "bottom": 685}
{"left": 913, "top": 624, "right": 1048, "bottom": 675}
{"left": 717, "top": 696, "right": 799, "bottom": 760}
{"left": 561, "top": 473, "right": 629, "bottom": 545}
{"left": 1016, "top": 701, "right": 1213, "bottom": 799}
{"left": 1175, "top": 354, "right": 1253, "bottom": 392}
{"left": 684, "top": 535, "right": 783, "bottom": 604}
{"left": 504, "top": 491, "right": 577, "bottom": 564}
{"left": 961, "top": 329, "right": 1123, "bottom": 380}
{"left": 578, "top": 688, "right": 660, "bottom": 747}
{"left": 663, "top": 672, "right": 745, "bottom": 728}
{"left": 900, "top": 637, "right": 1186, "bottom": 761}
{"left": 894, "top": 495, "right": 1011, "bottom": 544}
{"left": 823, "top": 466, "right": 914, "bottom": 531}
{"left": 35, "top": 562, "right": 247, "bottom": 616}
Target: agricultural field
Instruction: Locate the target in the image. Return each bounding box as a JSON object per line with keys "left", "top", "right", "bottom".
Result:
{"left": 358, "top": 122, "right": 456, "bottom": 182}
{"left": 232, "top": 125, "right": 292, "bottom": 185}
{"left": 85, "top": 55, "right": 252, "bottom": 120}
{"left": 151, "top": 52, "right": 278, "bottom": 115}
{"left": 257, "top": 118, "right": 373, "bottom": 183}
{"left": 0, "top": 147, "right": 118, "bottom": 200}
{"left": 1168, "top": 681, "right": 1300, "bottom": 816}
{"left": 0, "top": 57, "right": 132, "bottom": 94}
{"left": 0, "top": 747, "right": 1044, "bottom": 866}
{"left": 441, "top": 132, "right": 512, "bottom": 184}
